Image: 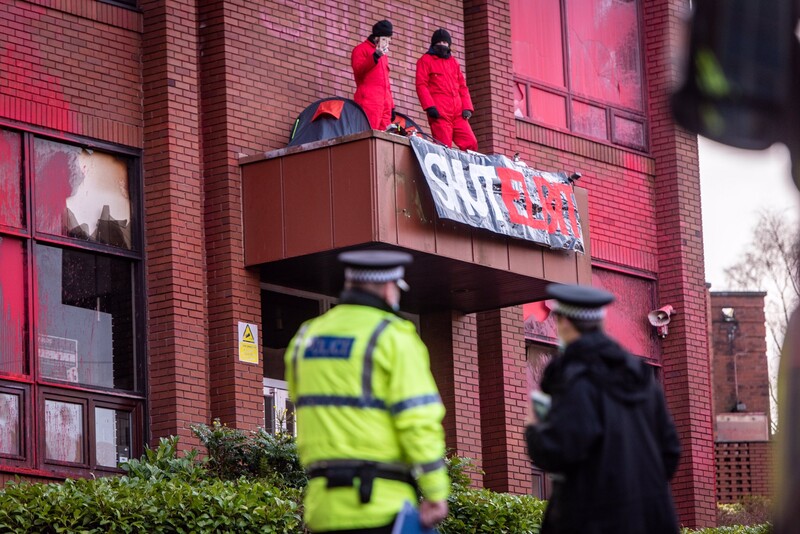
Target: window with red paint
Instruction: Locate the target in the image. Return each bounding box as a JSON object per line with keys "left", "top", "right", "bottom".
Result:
{"left": 35, "top": 245, "right": 136, "bottom": 390}
{"left": 0, "top": 391, "right": 21, "bottom": 456}
{"left": 34, "top": 139, "right": 134, "bottom": 250}
{"left": 512, "top": 0, "right": 648, "bottom": 151}
{"left": 0, "top": 129, "right": 23, "bottom": 229}
{"left": 0, "top": 237, "right": 27, "bottom": 375}
{"left": 0, "top": 125, "right": 144, "bottom": 476}
{"left": 45, "top": 399, "right": 85, "bottom": 464}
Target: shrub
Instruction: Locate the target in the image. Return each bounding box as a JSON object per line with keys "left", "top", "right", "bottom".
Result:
{"left": 249, "top": 428, "right": 307, "bottom": 489}
{"left": 682, "top": 525, "right": 772, "bottom": 534}
{"left": 190, "top": 420, "right": 306, "bottom": 488}
{"left": 120, "top": 436, "right": 206, "bottom": 484}
{"left": 0, "top": 477, "right": 304, "bottom": 533}
{"left": 0, "top": 430, "right": 773, "bottom": 534}
{"left": 440, "top": 488, "right": 545, "bottom": 534}
{"left": 446, "top": 454, "right": 482, "bottom": 492}
{"left": 717, "top": 497, "right": 772, "bottom": 527}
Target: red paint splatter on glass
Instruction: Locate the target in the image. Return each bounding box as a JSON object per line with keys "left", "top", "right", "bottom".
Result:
{"left": 34, "top": 149, "right": 74, "bottom": 236}
{"left": 0, "top": 130, "right": 23, "bottom": 228}
{"left": 0, "top": 238, "right": 26, "bottom": 375}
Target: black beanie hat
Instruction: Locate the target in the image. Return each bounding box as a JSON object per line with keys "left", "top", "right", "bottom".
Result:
{"left": 431, "top": 28, "right": 452, "bottom": 47}
{"left": 372, "top": 20, "right": 393, "bottom": 37}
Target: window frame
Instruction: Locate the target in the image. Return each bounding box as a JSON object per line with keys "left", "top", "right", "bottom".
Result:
{"left": 0, "top": 382, "right": 30, "bottom": 466}
{"left": 0, "top": 120, "right": 146, "bottom": 477}
{"left": 512, "top": 0, "right": 650, "bottom": 152}
{"left": 39, "top": 386, "right": 144, "bottom": 475}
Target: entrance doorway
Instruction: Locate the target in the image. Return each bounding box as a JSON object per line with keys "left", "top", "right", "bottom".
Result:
{"left": 261, "top": 285, "right": 336, "bottom": 435}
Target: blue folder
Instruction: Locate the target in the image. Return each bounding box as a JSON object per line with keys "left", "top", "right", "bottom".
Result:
{"left": 391, "top": 501, "right": 439, "bottom": 534}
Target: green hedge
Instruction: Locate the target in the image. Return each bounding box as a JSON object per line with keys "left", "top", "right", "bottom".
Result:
{"left": 0, "top": 477, "right": 303, "bottom": 533}
{"left": 683, "top": 526, "right": 772, "bottom": 534}
{"left": 441, "top": 488, "right": 546, "bottom": 533}
{"left": 0, "top": 427, "right": 773, "bottom": 533}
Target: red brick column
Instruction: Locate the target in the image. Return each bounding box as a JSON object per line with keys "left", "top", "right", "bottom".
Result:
{"left": 463, "top": 0, "right": 516, "bottom": 155}
{"left": 422, "top": 311, "right": 483, "bottom": 487}
{"left": 198, "top": 1, "right": 264, "bottom": 430}
{"left": 141, "top": 0, "right": 209, "bottom": 447}
{"left": 477, "top": 306, "right": 530, "bottom": 494}
{"left": 643, "top": 0, "right": 717, "bottom": 526}
{"left": 463, "top": 0, "right": 532, "bottom": 494}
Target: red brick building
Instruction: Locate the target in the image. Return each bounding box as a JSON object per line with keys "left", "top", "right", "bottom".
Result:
{"left": 709, "top": 292, "right": 772, "bottom": 502}
{"left": 0, "top": 0, "right": 716, "bottom": 527}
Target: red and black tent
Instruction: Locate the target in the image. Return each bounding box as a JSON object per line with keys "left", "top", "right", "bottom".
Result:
{"left": 287, "top": 97, "right": 370, "bottom": 147}
{"left": 287, "top": 97, "right": 428, "bottom": 147}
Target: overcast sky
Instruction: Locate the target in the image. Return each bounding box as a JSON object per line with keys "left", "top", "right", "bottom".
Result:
{"left": 699, "top": 137, "right": 800, "bottom": 291}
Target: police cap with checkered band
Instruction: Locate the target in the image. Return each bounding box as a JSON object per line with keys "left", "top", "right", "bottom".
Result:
{"left": 547, "top": 283, "right": 614, "bottom": 322}
{"left": 338, "top": 250, "right": 412, "bottom": 291}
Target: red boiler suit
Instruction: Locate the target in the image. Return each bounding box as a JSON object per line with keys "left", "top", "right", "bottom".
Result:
{"left": 415, "top": 52, "right": 478, "bottom": 151}
{"left": 352, "top": 39, "right": 394, "bottom": 131}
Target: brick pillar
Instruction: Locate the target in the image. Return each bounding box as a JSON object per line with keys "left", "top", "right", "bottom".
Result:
{"left": 198, "top": 1, "right": 264, "bottom": 430}
{"left": 422, "top": 311, "right": 483, "bottom": 487}
{"left": 142, "top": 0, "right": 209, "bottom": 447}
{"left": 463, "top": 0, "right": 515, "bottom": 155}
{"left": 643, "top": 0, "right": 717, "bottom": 526}
{"left": 477, "top": 306, "right": 530, "bottom": 494}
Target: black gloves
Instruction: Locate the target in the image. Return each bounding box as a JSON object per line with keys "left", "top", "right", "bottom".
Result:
{"left": 372, "top": 51, "right": 381, "bottom": 63}
{"left": 391, "top": 108, "right": 397, "bottom": 122}
{"left": 426, "top": 107, "right": 441, "bottom": 119}
{"left": 462, "top": 110, "right": 473, "bottom": 120}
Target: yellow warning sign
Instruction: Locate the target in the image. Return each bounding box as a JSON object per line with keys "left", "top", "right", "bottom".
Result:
{"left": 242, "top": 325, "right": 255, "bottom": 344}
{"left": 237, "top": 322, "right": 259, "bottom": 364}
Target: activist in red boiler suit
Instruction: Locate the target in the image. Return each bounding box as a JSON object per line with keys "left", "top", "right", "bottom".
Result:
{"left": 415, "top": 29, "right": 478, "bottom": 151}
{"left": 351, "top": 20, "right": 395, "bottom": 131}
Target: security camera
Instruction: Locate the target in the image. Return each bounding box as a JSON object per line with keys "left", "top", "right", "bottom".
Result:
{"left": 647, "top": 305, "right": 675, "bottom": 338}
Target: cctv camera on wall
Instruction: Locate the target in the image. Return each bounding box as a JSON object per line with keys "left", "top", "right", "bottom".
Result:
{"left": 648, "top": 305, "right": 675, "bottom": 338}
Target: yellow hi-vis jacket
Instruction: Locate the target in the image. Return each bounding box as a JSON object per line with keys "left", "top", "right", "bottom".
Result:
{"left": 285, "top": 294, "right": 450, "bottom": 532}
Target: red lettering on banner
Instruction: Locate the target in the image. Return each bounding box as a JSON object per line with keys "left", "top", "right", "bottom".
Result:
{"left": 497, "top": 167, "right": 550, "bottom": 230}
{"left": 553, "top": 183, "right": 582, "bottom": 239}
{"left": 533, "top": 176, "right": 570, "bottom": 235}
{"left": 496, "top": 167, "right": 530, "bottom": 225}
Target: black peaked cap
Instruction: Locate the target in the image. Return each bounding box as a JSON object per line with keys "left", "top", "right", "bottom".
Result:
{"left": 546, "top": 284, "right": 614, "bottom": 308}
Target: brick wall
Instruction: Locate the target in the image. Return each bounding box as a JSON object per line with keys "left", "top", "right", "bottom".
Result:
{"left": 423, "top": 311, "right": 483, "bottom": 486}
{"left": 0, "top": 0, "right": 141, "bottom": 147}
{"left": 477, "top": 307, "right": 531, "bottom": 494}
{"left": 141, "top": 0, "right": 209, "bottom": 447}
{"left": 195, "top": 0, "right": 465, "bottom": 156}
{"left": 197, "top": 1, "right": 264, "bottom": 430}
{"left": 643, "top": 0, "right": 717, "bottom": 526}
{"left": 463, "top": 0, "right": 515, "bottom": 155}
{"left": 710, "top": 293, "right": 770, "bottom": 418}
{"left": 514, "top": 130, "right": 658, "bottom": 274}
{"left": 716, "top": 442, "right": 772, "bottom": 502}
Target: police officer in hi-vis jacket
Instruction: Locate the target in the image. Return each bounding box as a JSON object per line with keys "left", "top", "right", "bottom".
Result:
{"left": 285, "top": 250, "right": 450, "bottom": 533}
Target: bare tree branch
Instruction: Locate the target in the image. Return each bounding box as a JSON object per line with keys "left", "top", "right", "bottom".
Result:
{"left": 724, "top": 209, "right": 800, "bottom": 434}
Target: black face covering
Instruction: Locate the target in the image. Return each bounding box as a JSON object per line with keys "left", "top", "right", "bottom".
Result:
{"left": 431, "top": 44, "right": 451, "bottom": 58}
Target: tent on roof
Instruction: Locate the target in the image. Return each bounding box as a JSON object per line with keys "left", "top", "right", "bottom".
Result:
{"left": 287, "top": 97, "right": 371, "bottom": 147}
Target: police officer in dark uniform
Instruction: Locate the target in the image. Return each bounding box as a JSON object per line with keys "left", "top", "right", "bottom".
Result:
{"left": 285, "top": 250, "right": 450, "bottom": 533}
{"left": 525, "top": 284, "right": 681, "bottom": 534}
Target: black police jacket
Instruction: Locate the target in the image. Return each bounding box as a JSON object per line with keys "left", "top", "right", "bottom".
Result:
{"left": 525, "top": 331, "right": 681, "bottom": 534}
